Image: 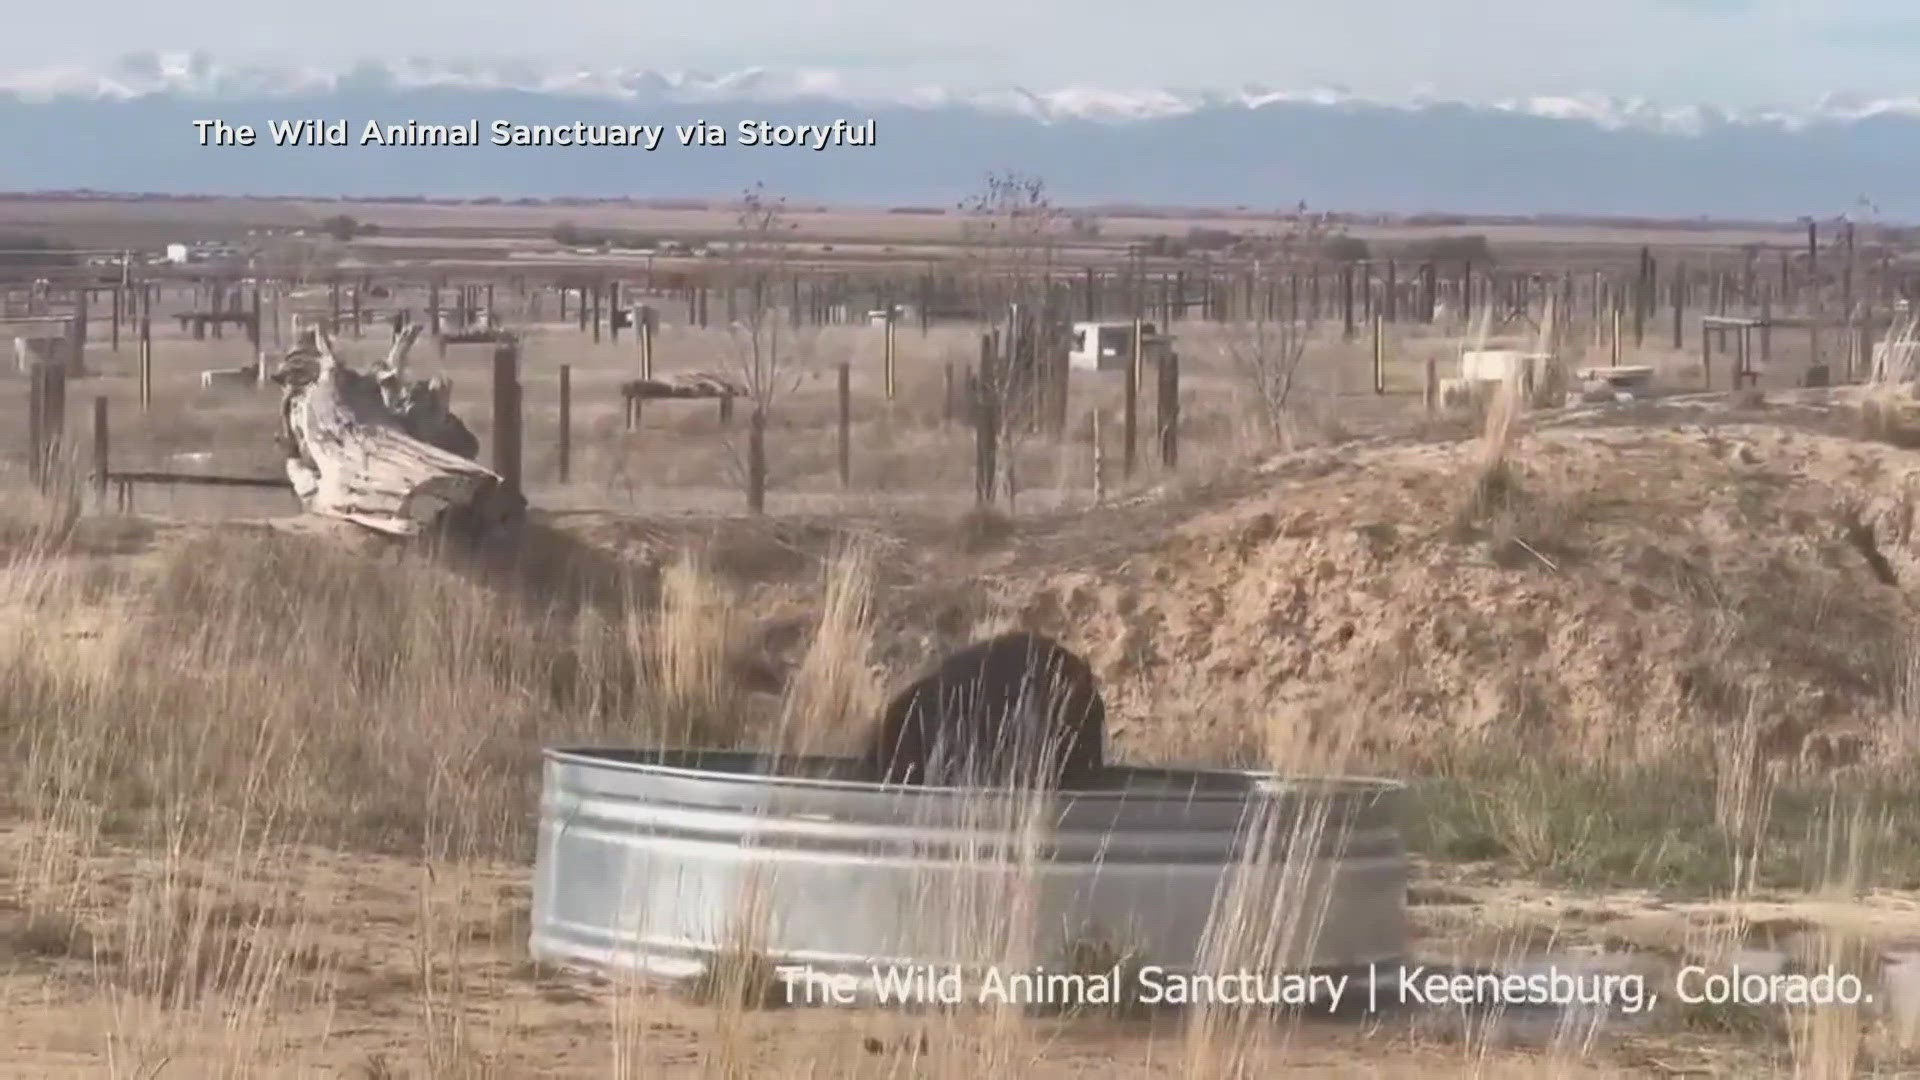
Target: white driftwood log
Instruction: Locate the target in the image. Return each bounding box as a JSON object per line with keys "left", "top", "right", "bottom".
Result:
{"left": 274, "top": 326, "right": 522, "bottom": 538}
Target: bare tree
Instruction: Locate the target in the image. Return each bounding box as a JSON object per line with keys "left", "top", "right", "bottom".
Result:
{"left": 957, "top": 171, "right": 1067, "bottom": 507}
{"left": 255, "top": 236, "right": 341, "bottom": 288}
{"left": 720, "top": 182, "right": 810, "bottom": 514}
{"left": 1220, "top": 203, "right": 1347, "bottom": 447}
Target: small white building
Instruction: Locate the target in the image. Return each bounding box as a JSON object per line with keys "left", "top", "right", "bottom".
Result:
{"left": 1069, "top": 320, "right": 1163, "bottom": 372}
{"left": 1459, "top": 349, "right": 1548, "bottom": 385}
{"left": 164, "top": 243, "right": 189, "bottom": 264}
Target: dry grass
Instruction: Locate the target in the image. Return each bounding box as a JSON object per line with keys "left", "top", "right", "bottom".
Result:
{"left": 773, "top": 537, "right": 882, "bottom": 757}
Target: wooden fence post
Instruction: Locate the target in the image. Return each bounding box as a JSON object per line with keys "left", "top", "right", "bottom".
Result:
{"left": 1091, "top": 410, "right": 1104, "bottom": 504}
{"left": 69, "top": 292, "right": 88, "bottom": 376}
{"left": 139, "top": 310, "right": 153, "bottom": 411}
{"left": 884, "top": 310, "right": 897, "bottom": 401}
{"left": 639, "top": 305, "right": 656, "bottom": 380}
{"left": 1157, "top": 350, "right": 1180, "bottom": 469}
{"left": 1372, "top": 314, "right": 1385, "bottom": 394}
{"left": 1124, "top": 318, "right": 1141, "bottom": 478}
{"left": 491, "top": 341, "right": 522, "bottom": 498}
{"left": 837, "top": 362, "right": 852, "bottom": 486}
{"left": 1341, "top": 264, "right": 1356, "bottom": 339}
{"left": 975, "top": 333, "right": 999, "bottom": 507}
{"left": 557, "top": 364, "right": 572, "bottom": 483}
{"left": 747, "top": 407, "right": 767, "bottom": 514}
{"left": 1424, "top": 355, "right": 1438, "bottom": 414}
{"left": 27, "top": 365, "right": 44, "bottom": 490}
{"left": 28, "top": 358, "right": 66, "bottom": 491}
{"left": 92, "top": 395, "right": 109, "bottom": 505}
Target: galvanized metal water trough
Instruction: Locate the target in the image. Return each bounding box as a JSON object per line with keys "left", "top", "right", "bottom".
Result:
{"left": 530, "top": 748, "right": 1406, "bottom": 1002}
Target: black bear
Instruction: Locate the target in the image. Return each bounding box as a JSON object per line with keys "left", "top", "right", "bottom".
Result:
{"left": 864, "top": 631, "right": 1106, "bottom": 788}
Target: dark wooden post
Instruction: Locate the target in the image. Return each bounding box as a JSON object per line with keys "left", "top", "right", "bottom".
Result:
{"left": 639, "top": 305, "right": 656, "bottom": 380}
{"left": 491, "top": 342, "right": 523, "bottom": 499}
{"left": 943, "top": 363, "right": 955, "bottom": 424}
{"left": 1634, "top": 247, "right": 1650, "bottom": 347}
{"left": 1760, "top": 293, "right": 1773, "bottom": 362}
{"left": 837, "top": 361, "right": 852, "bottom": 486}
{"left": 69, "top": 290, "right": 88, "bottom": 375}
{"left": 608, "top": 281, "right": 622, "bottom": 342}
{"left": 27, "top": 365, "right": 44, "bottom": 489}
{"left": 1341, "top": 264, "right": 1356, "bottom": 339}
{"left": 1672, "top": 265, "right": 1685, "bottom": 349}
{"left": 1124, "top": 318, "right": 1141, "bottom": 478}
{"left": 138, "top": 306, "right": 153, "bottom": 411}
{"left": 92, "top": 395, "right": 109, "bottom": 504}
{"left": 975, "top": 333, "right": 999, "bottom": 506}
{"left": 747, "top": 407, "right": 767, "bottom": 514}
{"left": 1091, "top": 409, "right": 1105, "bottom": 503}
{"left": 1701, "top": 321, "right": 1713, "bottom": 390}
{"left": 28, "top": 357, "right": 66, "bottom": 491}
{"left": 1157, "top": 349, "right": 1180, "bottom": 469}
{"left": 557, "top": 364, "right": 572, "bottom": 483}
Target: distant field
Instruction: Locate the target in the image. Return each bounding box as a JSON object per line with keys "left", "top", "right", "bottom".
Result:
{"left": 0, "top": 195, "right": 1816, "bottom": 270}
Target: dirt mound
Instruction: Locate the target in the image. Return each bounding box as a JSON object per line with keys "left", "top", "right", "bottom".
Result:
{"left": 996, "top": 422, "right": 1920, "bottom": 770}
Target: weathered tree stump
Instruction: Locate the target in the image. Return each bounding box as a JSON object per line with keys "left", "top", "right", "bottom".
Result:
{"left": 272, "top": 326, "right": 522, "bottom": 539}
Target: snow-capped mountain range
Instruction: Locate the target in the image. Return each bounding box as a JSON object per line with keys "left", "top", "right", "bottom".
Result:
{"left": 2, "top": 52, "right": 1917, "bottom": 219}
{"left": 8, "top": 52, "right": 1920, "bottom": 133}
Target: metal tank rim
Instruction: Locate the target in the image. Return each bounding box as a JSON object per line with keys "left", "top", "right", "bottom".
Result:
{"left": 541, "top": 745, "right": 1408, "bottom": 801}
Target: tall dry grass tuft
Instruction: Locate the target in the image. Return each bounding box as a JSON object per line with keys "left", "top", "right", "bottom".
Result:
{"left": 1180, "top": 687, "right": 1375, "bottom": 1076}
{"left": 3, "top": 526, "right": 673, "bottom": 863}
{"left": 1450, "top": 370, "right": 1526, "bottom": 547}
{"left": 1861, "top": 313, "right": 1920, "bottom": 445}
{"left": 0, "top": 459, "right": 83, "bottom": 559}
{"left": 1712, "top": 687, "right": 1777, "bottom": 895}
{"left": 774, "top": 538, "right": 883, "bottom": 758}
{"left": 650, "top": 549, "right": 745, "bottom": 747}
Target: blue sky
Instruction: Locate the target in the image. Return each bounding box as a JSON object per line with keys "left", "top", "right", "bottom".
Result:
{"left": 4, "top": 0, "right": 1917, "bottom": 105}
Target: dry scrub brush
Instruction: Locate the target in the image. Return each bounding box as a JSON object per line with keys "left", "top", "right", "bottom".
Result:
{"left": 2, "top": 528, "right": 764, "bottom": 861}
{"left": 1861, "top": 313, "right": 1920, "bottom": 447}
